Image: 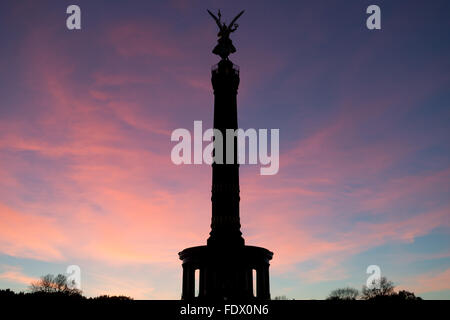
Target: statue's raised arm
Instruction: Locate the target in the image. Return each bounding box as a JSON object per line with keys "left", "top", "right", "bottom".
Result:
{"left": 207, "top": 9, "right": 223, "bottom": 30}
{"left": 228, "top": 10, "right": 245, "bottom": 31}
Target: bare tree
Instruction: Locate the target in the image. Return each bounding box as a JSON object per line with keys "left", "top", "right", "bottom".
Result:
{"left": 361, "top": 276, "right": 395, "bottom": 300}
{"left": 30, "top": 274, "right": 54, "bottom": 293}
{"left": 91, "top": 295, "right": 133, "bottom": 301}
{"left": 30, "top": 274, "right": 82, "bottom": 296}
{"left": 273, "top": 295, "right": 291, "bottom": 300}
{"left": 326, "top": 287, "right": 359, "bottom": 300}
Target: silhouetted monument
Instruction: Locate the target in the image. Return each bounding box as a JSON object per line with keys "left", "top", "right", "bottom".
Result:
{"left": 179, "top": 10, "right": 273, "bottom": 300}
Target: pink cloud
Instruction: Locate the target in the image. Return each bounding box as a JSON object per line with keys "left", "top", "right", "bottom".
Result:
{"left": 0, "top": 266, "right": 36, "bottom": 286}
{"left": 0, "top": 203, "right": 66, "bottom": 261}
{"left": 239, "top": 165, "right": 449, "bottom": 281}
{"left": 400, "top": 268, "right": 450, "bottom": 294}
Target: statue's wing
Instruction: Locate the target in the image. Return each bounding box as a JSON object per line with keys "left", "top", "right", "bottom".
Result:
{"left": 228, "top": 10, "right": 245, "bottom": 29}
{"left": 207, "top": 9, "right": 222, "bottom": 29}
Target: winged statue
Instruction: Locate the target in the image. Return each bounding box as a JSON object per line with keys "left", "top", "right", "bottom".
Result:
{"left": 207, "top": 9, "right": 245, "bottom": 60}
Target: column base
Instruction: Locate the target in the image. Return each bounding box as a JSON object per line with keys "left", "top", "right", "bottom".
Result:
{"left": 179, "top": 245, "right": 273, "bottom": 300}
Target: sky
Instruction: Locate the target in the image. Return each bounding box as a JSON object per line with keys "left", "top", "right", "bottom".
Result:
{"left": 0, "top": 0, "right": 449, "bottom": 299}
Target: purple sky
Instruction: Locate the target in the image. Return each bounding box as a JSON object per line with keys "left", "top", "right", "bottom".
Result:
{"left": 0, "top": 0, "right": 449, "bottom": 299}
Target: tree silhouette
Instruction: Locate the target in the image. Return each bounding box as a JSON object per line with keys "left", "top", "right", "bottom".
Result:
{"left": 327, "top": 277, "right": 422, "bottom": 301}
{"left": 361, "top": 276, "right": 395, "bottom": 300}
{"left": 273, "top": 295, "right": 293, "bottom": 300}
{"left": 326, "top": 287, "right": 359, "bottom": 300}
{"left": 91, "top": 295, "right": 133, "bottom": 301}
{"left": 396, "top": 290, "right": 422, "bottom": 301}
{"left": 30, "top": 273, "right": 82, "bottom": 297}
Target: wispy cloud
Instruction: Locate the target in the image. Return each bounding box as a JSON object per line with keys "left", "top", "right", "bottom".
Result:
{"left": 0, "top": 265, "right": 36, "bottom": 286}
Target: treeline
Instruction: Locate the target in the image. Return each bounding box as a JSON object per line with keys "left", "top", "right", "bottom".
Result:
{"left": 0, "top": 273, "right": 132, "bottom": 301}
{"left": 326, "top": 276, "right": 422, "bottom": 301}
{"left": 1, "top": 273, "right": 422, "bottom": 301}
